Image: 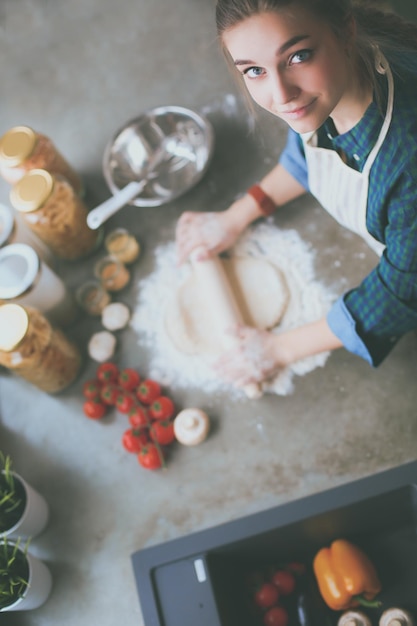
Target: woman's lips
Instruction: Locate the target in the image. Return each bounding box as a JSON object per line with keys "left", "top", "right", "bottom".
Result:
{"left": 277, "top": 98, "right": 316, "bottom": 120}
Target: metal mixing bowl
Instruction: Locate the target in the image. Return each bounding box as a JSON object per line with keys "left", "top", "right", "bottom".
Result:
{"left": 102, "top": 105, "right": 214, "bottom": 207}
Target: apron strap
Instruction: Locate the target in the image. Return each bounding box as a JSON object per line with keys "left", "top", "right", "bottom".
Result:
{"left": 362, "top": 51, "right": 394, "bottom": 175}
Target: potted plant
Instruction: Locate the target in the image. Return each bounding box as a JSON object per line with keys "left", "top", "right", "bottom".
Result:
{"left": 0, "top": 535, "right": 52, "bottom": 612}
{"left": 0, "top": 453, "right": 49, "bottom": 538}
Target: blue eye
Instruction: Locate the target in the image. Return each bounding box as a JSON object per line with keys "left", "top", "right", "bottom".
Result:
{"left": 243, "top": 66, "right": 265, "bottom": 78}
{"left": 290, "top": 49, "right": 313, "bottom": 65}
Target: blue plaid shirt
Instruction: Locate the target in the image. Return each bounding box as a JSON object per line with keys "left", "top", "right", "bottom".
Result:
{"left": 279, "top": 55, "right": 417, "bottom": 366}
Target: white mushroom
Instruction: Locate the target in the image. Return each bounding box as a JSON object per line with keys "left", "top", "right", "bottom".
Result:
{"left": 173, "top": 409, "right": 210, "bottom": 446}
{"left": 88, "top": 331, "right": 116, "bottom": 362}
{"left": 379, "top": 609, "right": 415, "bottom": 626}
{"left": 101, "top": 302, "right": 130, "bottom": 331}
{"left": 338, "top": 611, "right": 372, "bottom": 626}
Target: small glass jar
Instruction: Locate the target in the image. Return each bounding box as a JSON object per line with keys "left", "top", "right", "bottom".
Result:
{"left": 10, "top": 169, "right": 100, "bottom": 260}
{"left": 105, "top": 228, "right": 140, "bottom": 264}
{"left": 0, "top": 303, "right": 82, "bottom": 393}
{"left": 94, "top": 255, "right": 130, "bottom": 292}
{"left": 76, "top": 280, "right": 111, "bottom": 316}
{"left": 0, "top": 202, "right": 54, "bottom": 265}
{"left": 0, "top": 125, "right": 83, "bottom": 194}
{"left": 0, "top": 243, "right": 78, "bottom": 327}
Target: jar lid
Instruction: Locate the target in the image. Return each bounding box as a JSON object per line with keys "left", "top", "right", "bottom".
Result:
{"left": 0, "top": 243, "right": 40, "bottom": 299}
{"left": 10, "top": 169, "right": 54, "bottom": 212}
{"left": 0, "top": 204, "right": 14, "bottom": 248}
{"left": 0, "top": 126, "right": 36, "bottom": 167}
{"left": 0, "top": 303, "right": 29, "bottom": 351}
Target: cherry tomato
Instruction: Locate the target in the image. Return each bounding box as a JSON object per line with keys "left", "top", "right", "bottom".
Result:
{"left": 116, "top": 392, "right": 136, "bottom": 414}
{"left": 150, "top": 420, "right": 175, "bottom": 445}
{"left": 138, "top": 443, "right": 164, "bottom": 470}
{"left": 149, "top": 396, "right": 175, "bottom": 420}
{"left": 96, "top": 362, "right": 119, "bottom": 384}
{"left": 136, "top": 379, "right": 161, "bottom": 405}
{"left": 118, "top": 368, "right": 140, "bottom": 391}
{"left": 255, "top": 583, "right": 279, "bottom": 609}
{"left": 100, "top": 383, "right": 120, "bottom": 406}
{"left": 128, "top": 404, "right": 149, "bottom": 429}
{"left": 82, "top": 379, "right": 102, "bottom": 400}
{"left": 263, "top": 606, "right": 288, "bottom": 626}
{"left": 271, "top": 570, "right": 295, "bottom": 595}
{"left": 122, "top": 428, "right": 148, "bottom": 453}
{"left": 83, "top": 398, "right": 107, "bottom": 419}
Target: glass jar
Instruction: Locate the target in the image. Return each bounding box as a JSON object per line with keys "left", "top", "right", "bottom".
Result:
{"left": 76, "top": 280, "right": 111, "bottom": 316}
{"left": 0, "top": 243, "right": 78, "bottom": 327}
{"left": 104, "top": 228, "right": 140, "bottom": 264}
{"left": 94, "top": 255, "right": 130, "bottom": 292}
{"left": 0, "top": 202, "right": 54, "bottom": 265}
{"left": 10, "top": 169, "right": 100, "bottom": 260}
{"left": 0, "top": 125, "right": 82, "bottom": 194}
{"left": 0, "top": 303, "right": 82, "bottom": 393}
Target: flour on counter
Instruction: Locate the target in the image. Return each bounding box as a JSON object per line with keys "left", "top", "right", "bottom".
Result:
{"left": 131, "top": 222, "right": 336, "bottom": 398}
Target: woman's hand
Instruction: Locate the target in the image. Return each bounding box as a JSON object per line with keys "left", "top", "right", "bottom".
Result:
{"left": 213, "top": 319, "right": 344, "bottom": 388}
{"left": 213, "top": 325, "right": 286, "bottom": 387}
{"left": 175, "top": 191, "right": 265, "bottom": 265}
{"left": 176, "top": 211, "right": 239, "bottom": 265}
{"left": 175, "top": 164, "right": 307, "bottom": 265}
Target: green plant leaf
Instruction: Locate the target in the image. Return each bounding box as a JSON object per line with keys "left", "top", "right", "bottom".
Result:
{"left": 0, "top": 453, "right": 26, "bottom": 532}
{"left": 0, "top": 535, "right": 30, "bottom": 608}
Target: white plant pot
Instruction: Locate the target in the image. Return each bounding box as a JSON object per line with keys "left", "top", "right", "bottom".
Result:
{"left": 0, "top": 549, "right": 53, "bottom": 612}
{"left": 2, "top": 472, "right": 49, "bottom": 539}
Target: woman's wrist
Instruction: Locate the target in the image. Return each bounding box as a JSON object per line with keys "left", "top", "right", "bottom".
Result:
{"left": 247, "top": 184, "right": 277, "bottom": 216}
{"left": 272, "top": 319, "right": 343, "bottom": 367}
{"left": 226, "top": 190, "right": 265, "bottom": 230}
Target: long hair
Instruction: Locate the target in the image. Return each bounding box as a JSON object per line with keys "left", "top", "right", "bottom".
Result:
{"left": 215, "top": 0, "right": 417, "bottom": 101}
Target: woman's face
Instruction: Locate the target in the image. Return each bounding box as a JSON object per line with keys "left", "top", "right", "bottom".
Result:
{"left": 223, "top": 8, "right": 354, "bottom": 133}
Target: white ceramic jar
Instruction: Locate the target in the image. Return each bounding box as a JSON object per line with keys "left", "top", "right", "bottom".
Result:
{"left": 0, "top": 243, "right": 78, "bottom": 327}
{"left": 0, "top": 203, "right": 54, "bottom": 265}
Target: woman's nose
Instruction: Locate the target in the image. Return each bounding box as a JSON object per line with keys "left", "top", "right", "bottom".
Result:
{"left": 270, "top": 70, "right": 297, "bottom": 106}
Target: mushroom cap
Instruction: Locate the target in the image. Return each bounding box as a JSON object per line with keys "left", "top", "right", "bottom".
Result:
{"left": 88, "top": 331, "right": 116, "bottom": 362}
{"left": 379, "top": 609, "right": 414, "bottom": 626}
{"left": 101, "top": 302, "right": 130, "bottom": 331}
{"left": 337, "top": 611, "right": 372, "bottom": 626}
{"left": 173, "top": 408, "right": 210, "bottom": 446}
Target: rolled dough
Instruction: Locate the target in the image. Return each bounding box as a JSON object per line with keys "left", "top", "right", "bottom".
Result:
{"left": 165, "top": 256, "right": 289, "bottom": 355}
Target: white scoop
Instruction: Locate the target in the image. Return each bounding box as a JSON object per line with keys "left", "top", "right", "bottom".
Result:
{"left": 87, "top": 180, "right": 146, "bottom": 230}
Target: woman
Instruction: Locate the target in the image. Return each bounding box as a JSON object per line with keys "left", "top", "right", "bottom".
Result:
{"left": 176, "top": 0, "right": 417, "bottom": 389}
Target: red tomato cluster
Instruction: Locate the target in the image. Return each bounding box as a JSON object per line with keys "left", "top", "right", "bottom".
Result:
{"left": 248, "top": 562, "right": 305, "bottom": 626}
{"left": 82, "top": 362, "right": 176, "bottom": 470}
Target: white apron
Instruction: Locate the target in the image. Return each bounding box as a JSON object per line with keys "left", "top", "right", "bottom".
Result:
{"left": 301, "top": 53, "right": 393, "bottom": 257}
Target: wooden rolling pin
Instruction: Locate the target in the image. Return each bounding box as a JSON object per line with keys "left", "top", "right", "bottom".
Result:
{"left": 189, "top": 247, "right": 262, "bottom": 399}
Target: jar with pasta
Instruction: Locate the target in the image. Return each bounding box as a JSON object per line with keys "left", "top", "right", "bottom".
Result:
{"left": 0, "top": 303, "right": 82, "bottom": 393}
{"left": 10, "top": 169, "right": 101, "bottom": 260}
{"left": 0, "top": 125, "right": 82, "bottom": 194}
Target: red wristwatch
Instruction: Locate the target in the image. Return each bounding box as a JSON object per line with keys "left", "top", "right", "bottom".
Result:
{"left": 246, "top": 184, "right": 276, "bottom": 216}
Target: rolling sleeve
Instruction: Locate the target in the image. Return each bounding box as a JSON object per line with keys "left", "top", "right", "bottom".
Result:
{"left": 327, "top": 171, "right": 417, "bottom": 366}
